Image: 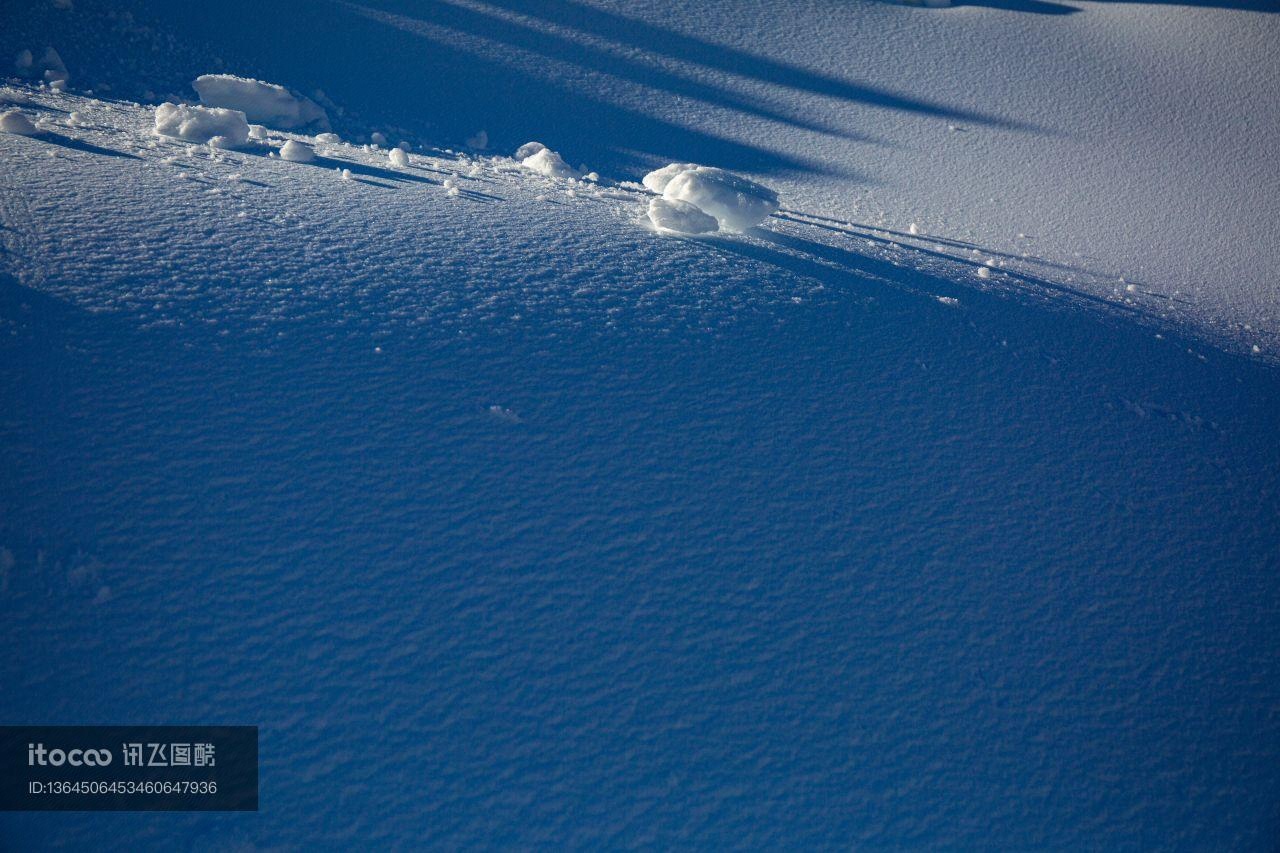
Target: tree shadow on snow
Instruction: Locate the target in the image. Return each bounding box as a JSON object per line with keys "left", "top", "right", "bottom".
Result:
{"left": 134, "top": 0, "right": 1035, "bottom": 180}
{"left": 33, "top": 132, "right": 143, "bottom": 162}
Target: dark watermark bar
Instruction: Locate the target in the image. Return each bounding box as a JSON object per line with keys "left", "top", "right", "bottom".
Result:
{"left": 0, "top": 726, "right": 257, "bottom": 811}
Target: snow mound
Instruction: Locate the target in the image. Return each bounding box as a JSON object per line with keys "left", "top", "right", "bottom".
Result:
{"left": 658, "top": 166, "right": 778, "bottom": 233}
{"left": 388, "top": 147, "right": 408, "bottom": 168}
{"left": 279, "top": 139, "right": 315, "bottom": 162}
{"left": 515, "top": 141, "right": 546, "bottom": 160}
{"left": 192, "top": 74, "right": 329, "bottom": 131}
{"left": 153, "top": 102, "right": 249, "bottom": 147}
{"left": 648, "top": 197, "right": 719, "bottom": 235}
{"left": 315, "top": 132, "right": 341, "bottom": 144}
{"left": 521, "top": 146, "right": 582, "bottom": 180}
{"left": 642, "top": 163, "right": 700, "bottom": 194}
{"left": 0, "top": 110, "right": 38, "bottom": 136}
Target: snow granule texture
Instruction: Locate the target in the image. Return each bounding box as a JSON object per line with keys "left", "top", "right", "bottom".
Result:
{"left": 648, "top": 197, "right": 719, "bottom": 234}
{"left": 388, "top": 147, "right": 408, "bottom": 168}
{"left": 0, "top": 110, "right": 38, "bottom": 135}
{"left": 279, "top": 139, "right": 315, "bottom": 162}
{"left": 192, "top": 74, "right": 329, "bottom": 131}
{"left": 153, "top": 102, "right": 249, "bottom": 147}
{"left": 658, "top": 166, "right": 778, "bottom": 233}
{"left": 521, "top": 147, "right": 581, "bottom": 179}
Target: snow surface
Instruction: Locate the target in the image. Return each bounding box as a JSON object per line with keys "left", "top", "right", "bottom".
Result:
{"left": 2, "top": 0, "right": 1280, "bottom": 848}
{"left": 192, "top": 73, "right": 329, "bottom": 131}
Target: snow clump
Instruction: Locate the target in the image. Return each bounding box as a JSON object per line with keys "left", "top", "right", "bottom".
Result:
{"left": 642, "top": 164, "right": 778, "bottom": 233}
{"left": 315, "top": 132, "right": 341, "bottom": 143}
{"left": 648, "top": 198, "right": 719, "bottom": 234}
{"left": 0, "top": 110, "right": 38, "bottom": 135}
{"left": 154, "top": 103, "right": 249, "bottom": 147}
{"left": 642, "top": 163, "right": 700, "bottom": 194}
{"left": 515, "top": 141, "right": 546, "bottom": 160}
{"left": 192, "top": 74, "right": 329, "bottom": 131}
{"left": 388, "top": 147, "right": 408, "bottom": 167}
{"left": 521, "top": 146, "right": 581, "bottom": 179}
{"left": 279, "top": 139, "right": 315, "bottom": 162}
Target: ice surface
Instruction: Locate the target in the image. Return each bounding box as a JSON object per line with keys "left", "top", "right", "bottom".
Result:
{"left": 152, "top": 102, "right": 248, "bottom": 147}
{"left": 192, "top": 73, "right": 328, "bottom": 131}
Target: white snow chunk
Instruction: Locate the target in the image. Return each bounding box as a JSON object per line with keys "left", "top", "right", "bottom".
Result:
{"left": 192, "top": 74, "right": 329, "bottom": 131}
{"left": 153, "top": 102, "right": 249, "bottom": 147}
{"left": 248, "top": 124, "right": 268, "bottom": 140}
{"left": 642, "top": 163, "right": 700, "bottom": 194}
{"left": 39, "top": 48, "right": 68, "bottom": 83}
{"left": 521, "top": 147, "right": 581, "bottom": 179}
{"left": 370, "top": 131, "right": 387, "bottom": 146}
{"left": 937, "top": 295, "right": 960, "bottom": 306}
{"left": 0, "top": 110, "right": 38, "bottom": 135}
{"left": 515, "top": 141, "right": 546, "bottom": 160}
{"left": 976, "top": 266, "right": 992, "bottom": 279}
{"left": 660, "top": 167, "right": 778, "bottom": 233}
{"left": 315, "top": 132, "right": 341, "bottom": 144}
{"left": 388, "top": 147, "right": 408, "bottom": 167}
{"left": 279, "top": 139, "right": 315, "bottom": 162}
{"left": 467, "top": 130, "right": 488, "bottom": 149}
{"left": 648, "top": 197, "right": 719, "bottom": 234}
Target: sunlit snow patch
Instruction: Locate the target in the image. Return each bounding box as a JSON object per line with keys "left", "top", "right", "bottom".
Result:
{"left": 193, "top": 74, "right": 329, "bottom": 131}
{"left": 153, "top": 102, "right": 249, "bottom": 147}
{"left": 642, "top": 164, "right": 778, "bottom": 233}
{"left": 520, "top": 146, "right": 582, "bottom": 179}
